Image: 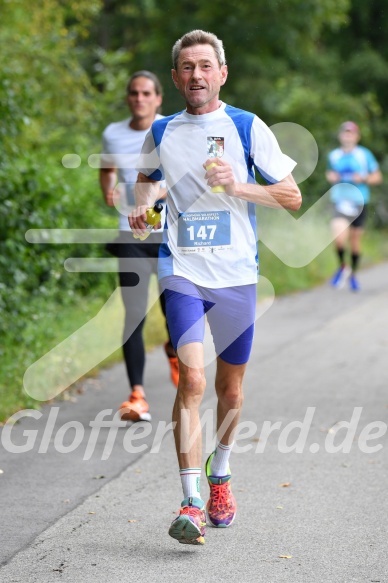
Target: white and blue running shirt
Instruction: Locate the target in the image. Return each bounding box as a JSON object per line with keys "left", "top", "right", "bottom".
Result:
{"left": 101, "top": 115, "right": 165, "bottom": 231}
{"left": 138, "top": 102, "right": 296, "bottom": 288}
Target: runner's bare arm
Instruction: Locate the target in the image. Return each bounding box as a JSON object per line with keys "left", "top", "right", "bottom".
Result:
{"left": 204, "top": 159, "right": 301, "bottom": 211}
{"left": 99, "top": 167, "right": 118, "bottom": 207}
{"left": 364, "top": 168, "right": 382, "bottom": 186}
{"left": 129, "top": 172, "right": 162, "bottom": 231}
{"left": 326, "top": 169, "right": 341, "bottom": 184}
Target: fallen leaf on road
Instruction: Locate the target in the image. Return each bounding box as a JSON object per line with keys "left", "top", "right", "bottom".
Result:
{"left": 327, "top": 421, "right": 342, "bottom": 434}
{"left": 88, "top": 511, "right": 96, "bottom": 515}
{"left": 279, "top": 555, "right": 292, "bottom": 559}
{"left": 278, "top": 482, "right": 291, "bottom": 488}
{"left": 276, "top": 505, "right": 283, "bottom": 509}
{"left": 128, "top": 519, "right": 138, "bottom": 523}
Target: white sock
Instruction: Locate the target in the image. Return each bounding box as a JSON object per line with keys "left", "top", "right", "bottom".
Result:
{"left": 179, "top": 468, "right": 201, "bottom": 500}
{"left": 210, "top": 442, "right": 234, "bottom": 477}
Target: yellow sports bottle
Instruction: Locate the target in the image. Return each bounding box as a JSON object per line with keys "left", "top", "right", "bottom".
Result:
{"left": 132, "top": 202, "right": 163, "bottom": 241}
{"left": 206, "top": 162, "right": 225, "bottom": 193}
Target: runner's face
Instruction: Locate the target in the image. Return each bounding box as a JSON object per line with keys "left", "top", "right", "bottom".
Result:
{"left": 338, "top": 129, "right": 360, "bottom": 149}
{"left": 172, "top": 44, "right": 228, "bottom": 114}
{"left": 127, "top": 77, "right": 162, "bottom": 122}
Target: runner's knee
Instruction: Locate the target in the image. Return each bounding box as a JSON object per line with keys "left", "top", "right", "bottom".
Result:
{"left": 178, "top": 367, "right": 206, "bottom": 398}
{"left": 216, "top": 384, "right": 244, "bottom": 410}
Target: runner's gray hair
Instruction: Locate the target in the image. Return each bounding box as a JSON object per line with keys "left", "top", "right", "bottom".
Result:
{"left": 172, "top": 30, "right": 226, "bottom": 70}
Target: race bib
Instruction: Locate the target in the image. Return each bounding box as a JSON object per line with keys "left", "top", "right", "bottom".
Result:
{"left": 177, "top": 210, "right": 231, "bottom": 253}
{"left": 335, "top": 200, "right": 360, "bottom": 217}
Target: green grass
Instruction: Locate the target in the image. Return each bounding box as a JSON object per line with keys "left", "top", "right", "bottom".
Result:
{"left": 1, "top": 230, "right": 388, "bottom": 422}
{"left": 259, "top": 224, "right": 388, "bottom": 296}
{"left": 0, "top": 276, "right": 168, "bottom": 422}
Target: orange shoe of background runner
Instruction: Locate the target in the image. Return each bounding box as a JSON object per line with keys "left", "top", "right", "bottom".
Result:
{"left": 164, "top": 341, "right": 179, "bottom": 388}
{"left": 119, "top": 390, "right": 151, "bottom": 422}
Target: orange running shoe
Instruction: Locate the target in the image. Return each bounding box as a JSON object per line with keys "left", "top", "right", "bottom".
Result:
{"left": 164, "top": 341, "right": 179, "bottom": 388}
{"left": 205, "top": 453, "right": 236, "bottom": 527}
{"left": 119, "top": 390, "right": 151, "bottom": 422}
{"left": 168, "top": 497, "right": 206, "bottom": 545}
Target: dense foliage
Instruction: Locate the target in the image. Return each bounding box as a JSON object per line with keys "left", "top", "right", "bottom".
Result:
{"left": 0, "top": 0, "right": 115, "bottom": 340}
{"left": 86, "top": 0, "right": 388, "bottom": 210}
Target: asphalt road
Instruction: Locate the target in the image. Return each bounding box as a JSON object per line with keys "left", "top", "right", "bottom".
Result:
{"left": 1, "top": 262, "right": 387, "bottom": 583}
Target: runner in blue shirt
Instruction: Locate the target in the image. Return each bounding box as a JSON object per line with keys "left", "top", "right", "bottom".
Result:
{"left": 326, "top": 121, "right": 382, "bottom": 291}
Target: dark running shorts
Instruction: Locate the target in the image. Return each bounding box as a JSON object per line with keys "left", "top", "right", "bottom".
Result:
{"left": 332, "top": 202, "right": 368, "bottom": 228}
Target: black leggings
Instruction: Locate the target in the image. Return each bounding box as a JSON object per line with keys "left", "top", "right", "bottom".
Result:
{"left": 117, "top": 237, "right": 169, "bottom": 388}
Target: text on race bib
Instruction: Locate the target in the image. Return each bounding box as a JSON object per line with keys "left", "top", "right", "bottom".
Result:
{"left": 177, "top": 210, "right": 232, "bottom": 254}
